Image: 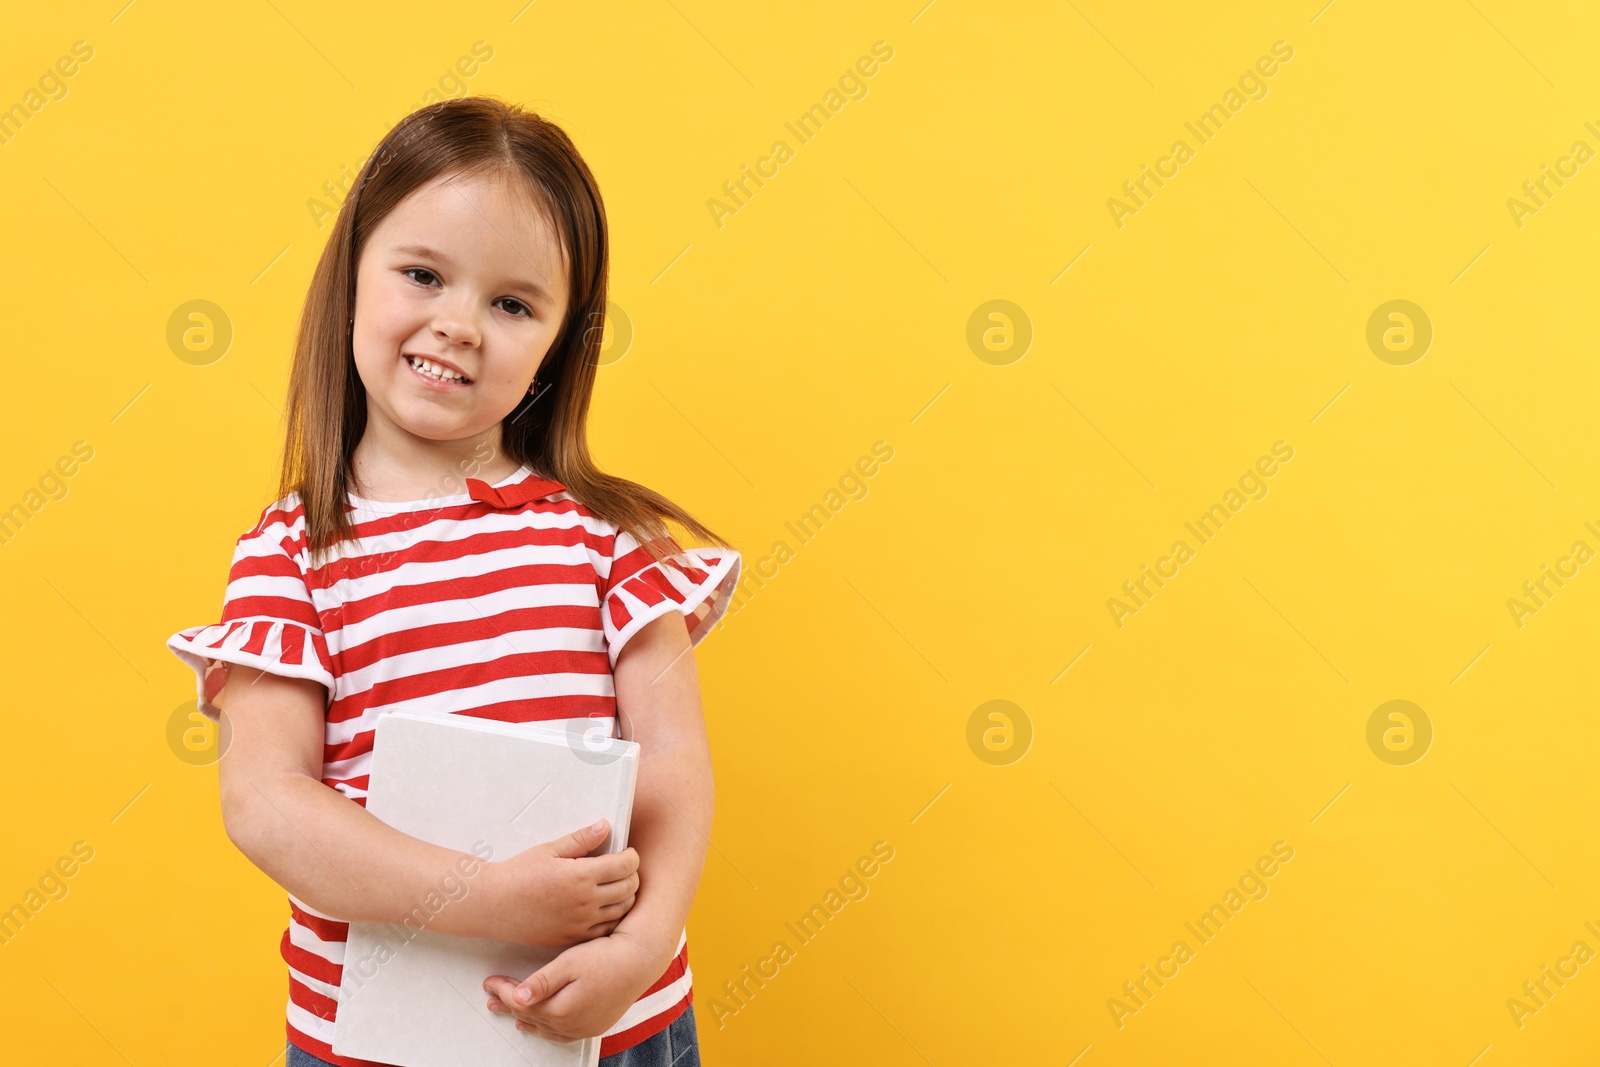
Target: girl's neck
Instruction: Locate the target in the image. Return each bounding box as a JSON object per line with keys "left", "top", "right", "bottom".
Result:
{"left": 349, "top": 432, "right": 521, "bottom": 503}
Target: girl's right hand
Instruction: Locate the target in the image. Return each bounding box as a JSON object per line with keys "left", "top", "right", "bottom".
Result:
{"left": 481, "top": 819, "right": 640, "bottom": 947}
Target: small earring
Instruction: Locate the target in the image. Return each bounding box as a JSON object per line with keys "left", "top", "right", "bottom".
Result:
{"left": 528, "top": 377, "right": 540, "bottom": 395}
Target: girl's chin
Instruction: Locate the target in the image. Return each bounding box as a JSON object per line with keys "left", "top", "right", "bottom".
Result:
{"left": 380, "top": 398, "right": 512, "bottom": 441}
{"left": 383, "top": 404, "right": 486, "bottom": 440}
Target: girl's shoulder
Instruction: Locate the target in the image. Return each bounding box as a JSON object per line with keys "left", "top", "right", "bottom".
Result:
{"left": 235, "top": 490, "right": 311, "bottom": 558}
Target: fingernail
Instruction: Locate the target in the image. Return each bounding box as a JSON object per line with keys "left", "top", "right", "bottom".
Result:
{"left": 591, "top": 819, "right": 606, "bottom": 832}
{"left": 516, "top": 986, "right": 533, "bottom": 1003}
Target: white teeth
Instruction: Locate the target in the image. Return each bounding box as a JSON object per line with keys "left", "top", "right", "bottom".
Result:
{"left": 407, "top": 355, "right": 466, "bottom": 383}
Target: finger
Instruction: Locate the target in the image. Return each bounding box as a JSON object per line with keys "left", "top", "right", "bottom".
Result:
{"left": 546, "top": 819, "right": 610, "bottom": 859}
{"left": 516, "top": 960, "right": 574, "bottom": 1007}
{"left": 596, "top": 893, "right": 636, "bottom": 918}
{"left": 488, "top": 993, "right": 545, "bottom": 1027}
{"left": 598, "top": 846, "right": 639, "bottom": 875}
{"left": 521, "top": 1017, "right": 560, "bottom": 1043}
{"left": 488, "top": 991, "right": 542, "bottom": 1026}
{"left": 596, "top": 871, "right": 639, "bottom": 904}
{"left": 483, "top": 975, "right": 523, "bottom": 1005}
{"left": 517, "top": 1019, "right": 577, "bottom": 1043}
{"left": 484, "top": 978, "right": 536, "bottom": 1021}
{"left": 590, "top": 849, "right": 638, "bottom": 883}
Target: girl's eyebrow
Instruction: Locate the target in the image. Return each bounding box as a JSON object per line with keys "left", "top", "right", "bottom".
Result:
{"left": 392, "top": 243, "right": 555, "bottom": 304}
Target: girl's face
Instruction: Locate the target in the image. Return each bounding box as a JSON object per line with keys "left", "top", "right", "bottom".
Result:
{"left": 351, "top": 169, "right": 570, "bottom": 455}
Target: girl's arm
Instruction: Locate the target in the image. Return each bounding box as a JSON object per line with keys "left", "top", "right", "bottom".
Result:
{"left": 215, "top": 665, "right": 639, "bottom": 946}
{"left": 605, "top": 610, "right": 717, "bottom": 972}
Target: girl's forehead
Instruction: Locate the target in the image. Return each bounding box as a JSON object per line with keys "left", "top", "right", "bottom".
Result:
{"left": 371, "top": 172, "right": 569, "bottom": 281}
{"left": 400, "top": 173, "right": 560, "bottom": 242}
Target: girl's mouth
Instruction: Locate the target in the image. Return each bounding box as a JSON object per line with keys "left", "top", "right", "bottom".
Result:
{"left": 403, "top": 354, "right": 471, "bottom": 389}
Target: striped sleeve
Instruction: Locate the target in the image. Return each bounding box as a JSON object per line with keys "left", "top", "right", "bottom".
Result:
{"left": 166, "top": 506, "right": 335, "bottom": 718}
{"left": 599, "top": 527, "right": 741, "bottom": 670}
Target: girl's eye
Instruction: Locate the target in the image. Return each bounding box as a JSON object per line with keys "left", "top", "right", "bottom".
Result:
{"left": 402, "top": 268, "right": 532, "bottom": 318}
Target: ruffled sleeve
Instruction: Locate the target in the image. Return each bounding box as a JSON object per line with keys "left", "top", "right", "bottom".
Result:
{"left": 167, "top": 508, "right": 336, "bottom": 719}
{"left": 600, "top": 527, "right": 742, "bottom": 670}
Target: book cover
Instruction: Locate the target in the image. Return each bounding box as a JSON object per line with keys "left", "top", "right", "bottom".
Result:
{"left": 332, "top": 710, "right": 639, "bottom": 1067}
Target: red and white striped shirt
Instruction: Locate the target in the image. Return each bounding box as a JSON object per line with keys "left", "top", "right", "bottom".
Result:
{"left": 167, "top": 464, "right": 741, "bottom": 1063}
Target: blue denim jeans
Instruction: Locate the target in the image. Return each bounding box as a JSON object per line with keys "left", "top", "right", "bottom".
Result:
{"left": 286, "top": 1003, "right": 700, "bottom": 1067}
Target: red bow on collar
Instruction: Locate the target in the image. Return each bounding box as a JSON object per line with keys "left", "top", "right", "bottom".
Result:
{"left": 466, "top": 472, "right": 567, "bottom": 509}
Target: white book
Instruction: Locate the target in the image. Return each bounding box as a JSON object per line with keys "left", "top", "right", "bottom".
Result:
{"left": 332, "top": 710, "right": 640, "bottom": 1067}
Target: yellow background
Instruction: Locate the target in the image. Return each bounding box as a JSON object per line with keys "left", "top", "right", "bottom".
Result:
{"left": 2, "top": 1, "right": 1598, "bottom": 1063}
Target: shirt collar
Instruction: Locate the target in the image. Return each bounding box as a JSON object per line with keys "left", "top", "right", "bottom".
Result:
{"left": 466, "top": 469, "right": 568, "bottom": 509}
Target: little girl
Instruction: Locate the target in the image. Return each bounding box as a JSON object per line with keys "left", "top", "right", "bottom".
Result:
{"left": 166, "top": 97, "right": 741, "bottom": 1067}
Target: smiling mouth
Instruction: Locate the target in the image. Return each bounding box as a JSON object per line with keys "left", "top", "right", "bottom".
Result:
{"left": 404, "top": 354, "right": 471, "bottom": 385}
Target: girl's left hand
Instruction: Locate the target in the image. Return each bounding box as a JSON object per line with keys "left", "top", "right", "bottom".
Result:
{"left": 482, "top": 932, "right": 661, "bottom": 1043}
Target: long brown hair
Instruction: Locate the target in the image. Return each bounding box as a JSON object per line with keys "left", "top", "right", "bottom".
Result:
{"left": 280, "top": 96, "right": 733, "bottom": 569}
